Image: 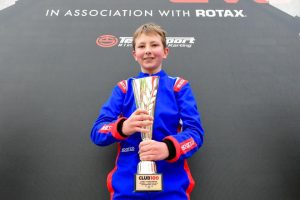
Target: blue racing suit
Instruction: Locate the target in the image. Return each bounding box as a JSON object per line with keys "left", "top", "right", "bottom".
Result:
{"left": 91, "top": 70, "right": 204, "bottom": 200}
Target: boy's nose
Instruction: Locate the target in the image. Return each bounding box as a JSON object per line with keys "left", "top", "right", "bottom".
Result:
{"left": 145, "top": 47, "right": 151, "bottom": 54}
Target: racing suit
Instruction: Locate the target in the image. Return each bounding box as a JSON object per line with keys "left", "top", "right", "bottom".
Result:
{"left": 91, "top": 70, "right": 204, "bottom": 200}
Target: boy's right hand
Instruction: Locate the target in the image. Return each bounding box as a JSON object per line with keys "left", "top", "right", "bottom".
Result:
{"left": 122, "top": 108, "right": 153, "bottom": 136}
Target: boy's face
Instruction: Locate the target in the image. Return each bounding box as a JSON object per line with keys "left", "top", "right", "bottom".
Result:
{"left": 132, "top": 33, "right": 169, "bottom": 74}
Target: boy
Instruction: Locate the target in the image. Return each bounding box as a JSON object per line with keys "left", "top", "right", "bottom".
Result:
{"left": 91, "top": 23, "right": 204, "bottom": 200}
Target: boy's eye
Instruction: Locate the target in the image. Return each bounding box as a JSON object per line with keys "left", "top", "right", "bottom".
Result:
{"left": 138, "top": 45, "right": 145, "bottom": 48}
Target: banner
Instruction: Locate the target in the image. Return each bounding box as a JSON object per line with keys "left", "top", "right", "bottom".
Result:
{"left": 0, "top": 0, "right": 299, "bottom": 200}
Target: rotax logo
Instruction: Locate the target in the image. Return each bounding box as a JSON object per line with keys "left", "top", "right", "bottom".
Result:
{"left": 96, "top": 35, "right": 196, "bottom": 48}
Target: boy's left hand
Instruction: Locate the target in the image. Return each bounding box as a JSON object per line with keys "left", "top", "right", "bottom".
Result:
{"left": 139, "top": 140, "right": 169, "bottom": 161}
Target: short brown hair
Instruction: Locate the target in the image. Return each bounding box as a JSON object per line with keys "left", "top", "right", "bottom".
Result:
{"left": 132, "top": 23, "right": 167, "bottom": 50}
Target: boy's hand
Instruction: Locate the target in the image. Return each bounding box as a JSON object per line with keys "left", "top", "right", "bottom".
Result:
{"left": 122, "top": 108, "right": 153, "bottom": 136}
{"left": 139, "top": 140, "right": 169, "bottom": 161}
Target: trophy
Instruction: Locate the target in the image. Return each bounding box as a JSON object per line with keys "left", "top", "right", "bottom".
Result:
{"left": 132, "top": 76, "right": 162, "bottom": 192}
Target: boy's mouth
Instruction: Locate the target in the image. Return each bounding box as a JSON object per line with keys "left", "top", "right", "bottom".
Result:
{"left": 143, "top": 57, "right": 154, "bottom": 61}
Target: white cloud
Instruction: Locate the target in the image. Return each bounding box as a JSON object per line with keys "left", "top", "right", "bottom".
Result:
{"left": 269, "top": 0, "right": 300, "bottom": 17}
{"left": 0, "top": 0, "right": 18, "bottom": 11}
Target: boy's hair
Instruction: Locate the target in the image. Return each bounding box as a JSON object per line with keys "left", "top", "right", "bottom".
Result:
{"left": 132, "top": 23, "right": 167, "bottom": 50}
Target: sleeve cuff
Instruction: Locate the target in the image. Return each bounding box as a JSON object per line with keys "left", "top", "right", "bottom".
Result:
{"left": 163, "top": 139, "right": 176, "bottom": 160}
{"left": 112, "top": 117, "right": 128, "bottom": 140}
{"left": 163, "top": 136, "right": 182, "bottom": 163}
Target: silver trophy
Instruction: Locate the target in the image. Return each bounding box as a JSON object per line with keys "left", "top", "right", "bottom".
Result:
{"left": 132, "top": 76, "right": 162, "bottom": 191}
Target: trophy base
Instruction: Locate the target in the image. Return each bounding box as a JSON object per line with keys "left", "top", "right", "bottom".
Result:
{"left": 134, "top": 173, "right": 163, "bottom": 192}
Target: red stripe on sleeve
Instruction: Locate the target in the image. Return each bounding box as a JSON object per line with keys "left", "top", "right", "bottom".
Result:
{"left": 98, "top": 123, "right": 114, "bottom": 133}
{"left": 174, "top": 78, "right": 188, "bottom": 92}
{"left": 117, "top": 80, "right": 127, "bottom": 93}
{"left": 180, "top": 138, "right": 197, "bottom": 154}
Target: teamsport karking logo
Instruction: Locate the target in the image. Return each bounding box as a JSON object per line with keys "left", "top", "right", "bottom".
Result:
{"left": 0, "top": 0, "right": 18, "bottom": 11}
{"left": 96, "top": 35, "right": 195, "bottom": 48}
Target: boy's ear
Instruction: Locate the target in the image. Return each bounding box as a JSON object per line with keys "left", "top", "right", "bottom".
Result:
{"left": 163, "top": 48, "right": 169, "bottom": 59}
{"left": 132, "top": 50, "right": 137, "bottom": 61}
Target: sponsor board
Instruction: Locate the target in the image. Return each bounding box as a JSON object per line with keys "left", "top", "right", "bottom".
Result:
{"left": 42, "top": 0, "right": 299, "bottom": 18}
{"left": 1, "top": 0, "right": 298, "bottom": 18}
